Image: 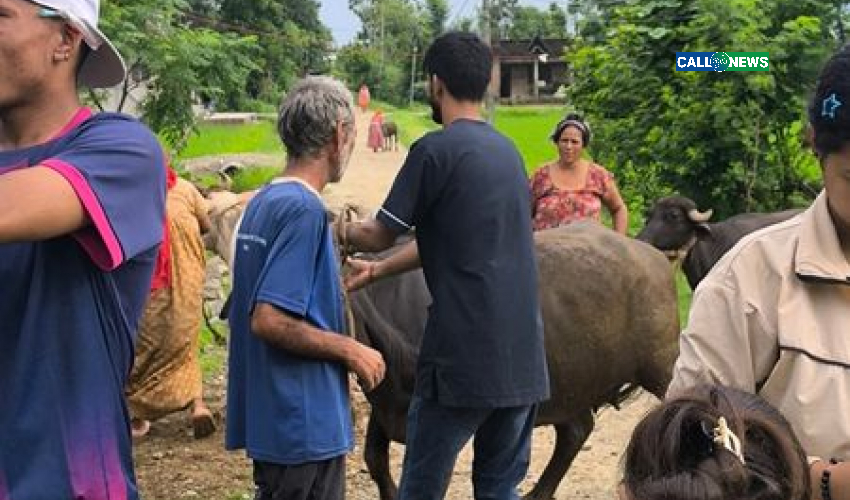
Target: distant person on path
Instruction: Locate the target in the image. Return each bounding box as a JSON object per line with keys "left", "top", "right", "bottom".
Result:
{"left": 529, "top": 113, "right": 629, "bottom": 234}
{"left": 358, "top": 83, "right": 371, "bottom": 113}
{"left": 343, "top": 32, "right": 550, "bottom": 500}
{"left": 0, "top": 0, "right": 166, "bottom": 497}
{"left": 127, "top": 167, "right": 217, "bottom": 440}
{"left": 226, "top": 76, "right": 385, "bottom": 500}
{"left": 368, "top": 109, "right": 385, "bottom": 153}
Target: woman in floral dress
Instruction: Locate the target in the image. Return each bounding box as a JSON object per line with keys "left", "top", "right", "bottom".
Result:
{"left": 530, "top": 114, "right": 629, "bottom": 234}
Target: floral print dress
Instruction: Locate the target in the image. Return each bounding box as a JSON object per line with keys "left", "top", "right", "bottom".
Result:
{"left": 529, "top": 162, "right": 614, "bottom": 231}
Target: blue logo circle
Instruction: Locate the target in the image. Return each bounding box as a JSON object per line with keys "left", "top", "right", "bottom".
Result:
{"left": 710, "top": 52, "right": 730, "bottom": 72}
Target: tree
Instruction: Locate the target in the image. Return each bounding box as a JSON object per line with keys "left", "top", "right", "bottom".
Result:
{"left": 451, "top": 16, "right": 475, "bottom": 32}
{"left": 567, "top": 0, "right": 837, "bottom": 217}
{"left": 333, "top": 43, "right": 385, "bottom": 93}
{"left": 572, "top": 0, "right": 628, "bottom": 42}
{"left": 98, "top": 0, "right": 258, "bottom": 150}
{"left": 502, "top": 3, "right": 569, "bottom": 39}
{"left": 217, "top": 0, "right": 333, "bottom": 101}
{"left": 425, "top": 0, "right": 448, "bottom": 38}
{"left": 347, "top": 0, "right": 428, "bottom": 104}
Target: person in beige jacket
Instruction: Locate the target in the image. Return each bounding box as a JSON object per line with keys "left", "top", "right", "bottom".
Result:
{"left": 667, "top": 45, "right": 850, "bottom": 499}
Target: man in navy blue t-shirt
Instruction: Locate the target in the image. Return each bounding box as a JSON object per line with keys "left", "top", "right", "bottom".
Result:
{"left": 0, "top": 1, "right": 165, "bottom": 498}
{"left": 226, "top": 76, "right": 385, "bottom": 500}
{"left": 345, "top": 32, "right": 550, "bottom": 500}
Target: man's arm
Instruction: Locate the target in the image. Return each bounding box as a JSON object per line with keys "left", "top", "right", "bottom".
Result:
{"left": 345, "top": 239, "right": 420, "bottom": 291}
{"left": 251, "top": 302, "right": 386, "bottom": 391}
{"left": 346, "top": 217, "right": 398, "bottom": 254}
{"left": 345, "top": 137, "right": 437, "bottom": 254}
{"left": 0, "top": 167, "right": 86, "bottom": 243}
{"left": 603, "top": 183, "right": 629, "bottom": 235}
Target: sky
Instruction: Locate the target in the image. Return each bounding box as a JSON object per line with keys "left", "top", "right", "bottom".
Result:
{"left": 320, "top": 0, "right": 561, "bottom": 46}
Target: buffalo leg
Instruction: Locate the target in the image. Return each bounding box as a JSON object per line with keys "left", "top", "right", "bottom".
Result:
{"left": 365, "top": 415, "right": 398, "bottom": 500}
{"left": 524, "top": 411, "right": 595, "bottom": 500}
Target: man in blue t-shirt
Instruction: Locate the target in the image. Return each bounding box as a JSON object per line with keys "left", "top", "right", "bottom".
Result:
{"left": 0, "top": 1, "right": 165, "bottom": 498}
{"left": 226, "top": 76, "right": 385, "bottom": 500}
{"left": 345, "top": 32, "right": 550, "bottom": 500}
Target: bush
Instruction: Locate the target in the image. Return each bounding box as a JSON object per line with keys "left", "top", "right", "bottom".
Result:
{"left": 230, "top": 166, "right": 281, "bottom": 193}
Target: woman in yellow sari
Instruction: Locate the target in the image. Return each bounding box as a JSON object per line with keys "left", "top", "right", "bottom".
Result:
{"left": 127, "top": 168, "right": 215, "bottom": 439}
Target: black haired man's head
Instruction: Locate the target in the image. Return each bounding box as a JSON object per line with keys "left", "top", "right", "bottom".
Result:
{"left": 422, "top": 32, "right": 492, "bottom": 124}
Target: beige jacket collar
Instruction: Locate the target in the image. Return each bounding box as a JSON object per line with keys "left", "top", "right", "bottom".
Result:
{"left": 795, "top": 190, "right": 850, "bottom": 283}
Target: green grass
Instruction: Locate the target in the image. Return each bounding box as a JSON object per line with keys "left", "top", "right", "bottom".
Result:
{"left": 199, "top": 324, "right": 227, "bottom": 380}
{"left": 493, "top": 106, "right": 567, "bottom": 174}
{"left": 179, "top": 104, "right": 564, "bottom": 175}
{"left": 183, "top": 171, "right": 222, "bottom": 192}
{"left": 675, "top": 271, "right": 693, "bottom": 327}
{"left": 373, "top": 102, "right": 435, "bottom": 147}
{"left": 230, "top": 165, "right": 282, "bottom": 192}
{"left": 378, "top": 103, "right": 566, "bottom": 175}
{"left": 178, "top": 122, "right": 282, "bottom": 159}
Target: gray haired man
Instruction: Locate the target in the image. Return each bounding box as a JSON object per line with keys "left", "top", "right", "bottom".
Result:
{"left": 225, "top": 76, "right": 386, "bottom": 500}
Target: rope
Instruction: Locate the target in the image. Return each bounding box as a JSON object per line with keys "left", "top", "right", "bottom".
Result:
{"left": 335, "top": 204, "right": 362, "bottom": 339}
{"left": 335, "top": 203, "right": 360, "bottom": 266}
{"left": 663, "top": 235, "right": 698, "bottom": 273}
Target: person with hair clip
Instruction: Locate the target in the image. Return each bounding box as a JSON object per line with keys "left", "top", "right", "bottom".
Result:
{"left": 621, "top": 385, "right": 812, "bottom": 500}
{"left": 529, "top": 113, "right": 629, "bottom": 234}
{"left": 666, "top": 44, "right": 850, "bottom": 500}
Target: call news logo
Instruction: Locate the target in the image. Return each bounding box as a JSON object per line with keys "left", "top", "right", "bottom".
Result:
{"left": 675, "top": 52, "right": 769, "bottom": 72}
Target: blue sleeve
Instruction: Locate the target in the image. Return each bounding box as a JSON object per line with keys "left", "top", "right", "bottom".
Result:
{"left": 42, "top": 114, "right": 166, "bottom": 271}
{"left": 254, "top": 203, "right": 327, "bottom": 318}
{"left": 377, "top": 135, "right": 445, "bottom": 233}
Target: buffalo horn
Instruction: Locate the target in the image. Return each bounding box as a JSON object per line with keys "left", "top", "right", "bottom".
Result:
{"left": 687, "top": 208, "right": 713, "bottom": 223}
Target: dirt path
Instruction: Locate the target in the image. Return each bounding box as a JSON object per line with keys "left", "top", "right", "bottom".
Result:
{"left": 133, "top": 112, "right": 658, "bottom": 500}
{"left": 322, "top": 109, "right": 406, "bottom": 212}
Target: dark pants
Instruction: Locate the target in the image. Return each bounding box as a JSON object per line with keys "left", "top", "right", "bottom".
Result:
{"left": 253, "top": 456, "right": 345, "bottom": 500}
{"left": 397, "top": 396, "right": 537, "bottom": 500}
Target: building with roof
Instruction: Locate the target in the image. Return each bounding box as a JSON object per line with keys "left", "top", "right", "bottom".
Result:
{"left": 493, "top": 35, "right": 569, "bottom": 103}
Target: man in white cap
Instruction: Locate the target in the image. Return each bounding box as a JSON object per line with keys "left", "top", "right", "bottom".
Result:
{"left": 0, "top": 0, "right": 165, "bottom": 498}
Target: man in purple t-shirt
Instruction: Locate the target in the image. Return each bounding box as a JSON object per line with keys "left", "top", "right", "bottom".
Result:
{"left": 0, "top": 0, "right": 165, "bottom": 499}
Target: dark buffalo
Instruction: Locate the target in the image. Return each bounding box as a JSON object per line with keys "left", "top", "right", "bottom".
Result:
{"left": 636, "top": 196, "right": 803, "bottom": 289}
{"left": 349, "top": 222, "right": 680, "bottom": 500}
{"left": 381, "top": 121, "right": 398, "bottom": 151}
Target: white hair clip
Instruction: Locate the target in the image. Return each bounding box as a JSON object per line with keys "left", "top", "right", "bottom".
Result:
{"left": 713, "top": 416, "right": 745, "bottom": 464}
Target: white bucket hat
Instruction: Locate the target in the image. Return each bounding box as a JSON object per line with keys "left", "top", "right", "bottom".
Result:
{"left": 32, "top": 0, "right": 126, "bottom": 88}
